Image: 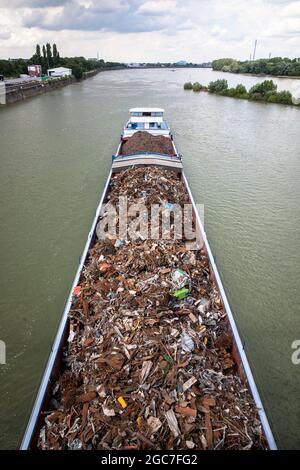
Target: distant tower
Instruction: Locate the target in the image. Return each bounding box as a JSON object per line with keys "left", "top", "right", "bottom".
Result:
{"left": 250, "top": 53, "right": 252, "bottom": 61}
{"left": 269, "top": 52, "right": 271, "bottom": 59}
{"left": 97, "top": 51, "right": 99, "bottom": 61}
{"left": 253, "top": 39, "right": 257, "bottom": 60}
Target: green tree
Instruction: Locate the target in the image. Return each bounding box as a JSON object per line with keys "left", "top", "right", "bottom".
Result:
{"left": 212, "top": 58, "right": 236, "bottom": 71}
{"left": 221, "top": 87, "right": 237, "bottom": 97}
{"left": 249, "top": 92, "right": 264, "bottom": 101}
{"left": 29, "top": 44, "right": 42, "bottom": 67}
{"left": 46, "top": 43, "right": 52, "bottom": 69}
{"left": 288, "top": 60, "right": 300, "bottom": 76}
{"left": 235, "top": 84, "right": 247, "bottom": 95}
{"left": 33, "top": 44, "right": 41, "bottom": 65}
{"left": 52, "top": 43, "right": 59, "bottom": 67}
{"left": 208, "top": 79, "right": 228, "bottom": 93}
{"left": 192, "top": 82, "right": 202, "bottom": 92}
{"left": 274, "top": 90, "right": 293, "bottom": 105}
{"left": 0, "top": 58, "right": 27, "bottom": 77}
{"left": 249, "top": 80, "right": 277, "bottom": 97}
{"left": 72, "top": 63, "right": 84, "bottom": 79}
{"left": 183, "top": 81, "right": 193, "bottom": 90}
{"left": 212, "top": 56, "right": 300, "bottom": 77}
{"left": 42, "top": 45, "right": 47, "bottom": 73}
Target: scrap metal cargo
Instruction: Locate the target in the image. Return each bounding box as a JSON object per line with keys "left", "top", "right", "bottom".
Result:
{"left": 38, "top": 168, "right": 267, "bottom": 450}
{"left": 21, "top": 108, "right": 276, "bottom": 451}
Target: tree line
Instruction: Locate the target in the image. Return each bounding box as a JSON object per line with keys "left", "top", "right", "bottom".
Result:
{"left": 0, "top": 43, "right": 125, "bottom": 79}
{"left": 212, "top": 57, "right": 300, "bottom": 77}
{"left": 184, "top": 79, "right": 298, "bottom": 106}
{"left": 31, "top": 43, "right": 60, "bottom": 71}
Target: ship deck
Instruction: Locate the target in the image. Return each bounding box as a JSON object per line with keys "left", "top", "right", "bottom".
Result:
{"left": 112, "top": 153, "right": 183, "bottom": 172}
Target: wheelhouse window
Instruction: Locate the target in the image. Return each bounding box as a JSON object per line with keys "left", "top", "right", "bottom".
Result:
{"left": 130, "top": 111, "right": 163, "bottom": 117}
{"left": 128, "top": 122, "right": 145, "bottom": 129}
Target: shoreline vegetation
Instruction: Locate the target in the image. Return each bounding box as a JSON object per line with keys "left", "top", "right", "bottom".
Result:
{"left": 0, "top": 43, "right": 125, "bottom": 79}
{"left": 212, "top": 57, "right": 300, "bottom": 77}
{"left": 183, "top": 79, "right": 299, "bottom": 107}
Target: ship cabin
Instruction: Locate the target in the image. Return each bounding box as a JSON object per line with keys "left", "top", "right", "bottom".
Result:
{"left": 123, "top": 107, "right": 170, "bottom": 137}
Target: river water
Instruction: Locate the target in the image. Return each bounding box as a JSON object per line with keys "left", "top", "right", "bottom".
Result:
{"left": 0, "top": 68, "right": 299, "bottom": 449}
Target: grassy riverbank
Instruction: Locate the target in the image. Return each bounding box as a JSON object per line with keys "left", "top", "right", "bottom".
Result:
{"left": 184, "top": 79, "right": 300, "bottom": 106}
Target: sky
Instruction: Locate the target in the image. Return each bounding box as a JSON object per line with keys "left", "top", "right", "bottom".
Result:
{"left": 0, "top": 0, "right": 299, "bottom": 62}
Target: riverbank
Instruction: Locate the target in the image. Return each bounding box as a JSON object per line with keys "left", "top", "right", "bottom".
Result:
{"left": 184, "top": 79, "right": 300, "bottom": 107}
{"left": 3, "top": 76, "right": 76, "bottom": 106}
{"left": 1, "top": 71, "right": 93, "bottom": 106}
{"left": 0, "top": 67, "right": 126, "bottom": 106}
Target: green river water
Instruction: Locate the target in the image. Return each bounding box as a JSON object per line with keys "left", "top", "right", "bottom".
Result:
{"left": 0, "top": 68, "right": 299, "bottom": 449}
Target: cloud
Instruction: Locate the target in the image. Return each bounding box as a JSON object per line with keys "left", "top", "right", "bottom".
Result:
{"left": 22, "top": 0, "right": 182, "bottom": 33}
{"left": 0, "top": 0, "right": 299, "bottom": 61}
{"left": 282, "top": 1, "right": 300, "bottom": 16}
{"left": 0, "top": 30, "right": 11, "bottom": 39}
{"left": 85, "top": 0, "right": 130, "bottom": 14}
{"left": 263, "top": 0, "right": 294, "bottom": 3}
{"left": 211, "top": 26, "right": 228, "bottom": 37}
{"left": 137, "top": 0, "right": 177, "bottom": 15}
{"left": 0, "top": 0, "right": 69, "bottom": 7}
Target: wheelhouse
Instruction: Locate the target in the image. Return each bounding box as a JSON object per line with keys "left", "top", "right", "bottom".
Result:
{"left": 123, "top": 107, "right": 170, "bottom": 137}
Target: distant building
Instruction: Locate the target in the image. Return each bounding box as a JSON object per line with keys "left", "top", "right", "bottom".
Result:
{"left": 28, "top": 65, "right": 42, "bottom": 77}
{"left": 175, "top": 60, "right": 188, "bottom": 66}
{"left": 47, "top": 67, "right": 72, "bottom": 77}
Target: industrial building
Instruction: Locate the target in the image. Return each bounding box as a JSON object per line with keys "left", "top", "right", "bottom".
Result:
{"left": 47, "top": 67, "right": 72, "bottom": 78}
{"left": 27, "top": 65, "right": 42, "bottom": 77}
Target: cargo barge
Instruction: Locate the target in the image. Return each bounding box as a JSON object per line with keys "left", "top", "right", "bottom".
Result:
{"left": 21, "top": 108, "right": 277, "bottom": 450}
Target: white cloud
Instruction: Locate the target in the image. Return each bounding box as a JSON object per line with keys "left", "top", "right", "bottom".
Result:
{"left": 282, "top": 0, "right": 300, "bottom": 16}
{"left": 0, "top": 0, "right": 69, "bottom": 7}
{"left": 0, "top": 30, "right": 11, "bottom": 39}
{"left": 211, "top": 26, "right": 228, "bottom": 37}
{"left": 137, "top": 0, "right": 177, "bottom": 15}
{"left": 0, "top": 0, "right": 299, "bottom": 61}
